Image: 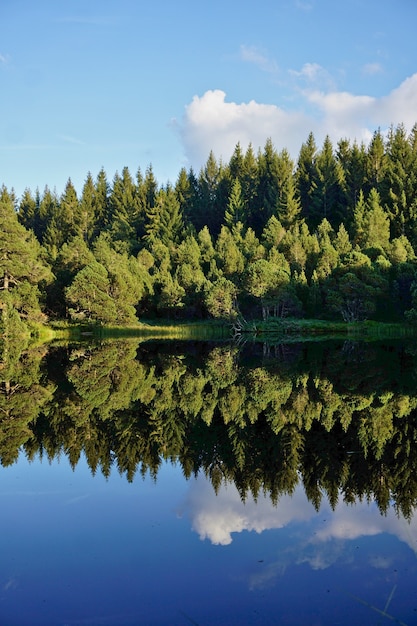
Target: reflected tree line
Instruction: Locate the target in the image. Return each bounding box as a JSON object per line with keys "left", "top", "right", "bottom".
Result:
{"left": 1, "top": 338, "right": 417, "bottom": 518}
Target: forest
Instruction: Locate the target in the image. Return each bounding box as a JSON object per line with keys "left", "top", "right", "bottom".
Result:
{"left": 2, "top": 122, "right": 417, "bottom": 334}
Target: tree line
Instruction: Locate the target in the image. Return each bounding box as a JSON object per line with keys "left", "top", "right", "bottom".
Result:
{"left": 2, "top": 123, "right": 417, "bottom": 330}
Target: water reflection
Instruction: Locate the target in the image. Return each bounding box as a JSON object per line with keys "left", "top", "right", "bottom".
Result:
{"left": 1, "top": 337, "right": 417, "bottom": 518}
{"left": 1, "top": 454, "right": 416, "bottom": 625}
{"left": 182, "top": 474, "right": 417, "bottom": 556}
{"left": 2, "top": 333, "right": 417, "bottom": 624}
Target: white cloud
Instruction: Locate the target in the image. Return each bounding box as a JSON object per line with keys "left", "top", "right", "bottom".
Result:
{"left": 290, "top": 62, "right": 329, "bottom": 83}
{"left": 57, "top": 134, "right": 85, "bottom": 145}
{"left": 0, "top": 53, "right": 10, "bottom": 65}
{"left": 294, "top": 0, "right": 314, "bottom": 10}
{"left": 177, "top": 89, "right": 310, "bottom": 170}
{"left": 177, "top": 73, "right": 417, "bottom": 170}
{"left": 240, "top": 45, "right": 279, "bottom": 74}
{"left": 363, "top": 62, "right": 383, "bottom": 75}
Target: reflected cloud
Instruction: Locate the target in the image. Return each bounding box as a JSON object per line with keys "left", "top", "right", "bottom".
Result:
{"left": 181, "top": 477, "right": 317, "bottom": 545}
{"left": 64, "top": 493, "right": 90, "bottom": 506}
{"left": 182, "top": 475, "right": 417, "bottom": 554}
{"left": 3, "top": 577, "right": 18, "bottom": 592}
{"left": 181, "top": 475, "right": 417, "bottom": 592}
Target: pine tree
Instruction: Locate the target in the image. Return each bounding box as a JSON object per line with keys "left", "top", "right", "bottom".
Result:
{"left": 215, "top": 226, "right": 245, "bottom": 278}
{"left": 383, "top": 124, "right": 414, "bottom": 238}
{"left": 196, "top": 151, "right": 226, "bottom": 236}
{"left": 309, "top": 135, "right": 345, "bottom": 228}
{"left": 65, "top": 261, "right": 117, "bottom": 323}
{"left": 366, "top": 128, "right": 386, "bottom": 194}
{"left": 145, "top": 184, "right": 184, "bottom": 247}
{"left": 0, "top": 186, "right": 52, "bottom": 321}
{"left": 79, "top": 172, "right": 98, "bottom": 243}
{"left": 253, "top": 138, "right": 280, "bottom": 234}
{"left": 275, "top": 149, "right": 302, "bottom": 228}
{"left": 107, "top": 168, "right": 137, "bottom": 252}
{"left": 296, "top": 131, "right": 318, "bottom": 224}
{"left": 92, "top": 167, "right": 111, "bottom": 236}
{"left": 362, "top": 188, "right": 391, "bottom": 252}
{"left": 224, "top": 178, "right": 246, "bottom": 227}
{"left": 241, "top": 143, "right": 258, "bottom": 230}
{"left": 18, "top": 188, "right": 38, "bottom": 233}
{"left": 42, "top": 179, "right": 80, "bottom": 256}
{"left": 337, "top": 139, "right": 366, "bottom": 216}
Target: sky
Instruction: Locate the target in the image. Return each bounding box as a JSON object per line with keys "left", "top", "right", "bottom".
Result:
{"left": 1, "top": 0, "right": 417, "bottom": 199}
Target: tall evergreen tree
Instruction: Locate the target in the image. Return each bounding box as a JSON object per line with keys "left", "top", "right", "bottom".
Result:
{"left": 366, "top": 128, "right": 386, "bottom": 194}
{"left": 241, "top": 143, "right": 258, "bottom": 230}
{"left": 145, "top": 184, "right": 184, "bottom": 247}
{"left": 296, "top": 131, "right": 318, "bottom": 224}
{"left": 275, "top": 149, "right": 302, "bottom": 228}
{"left": 336, "top": 139, "right": 366, "bottom": 223}
{"left": 92, "top": 167, "right": 111, "bottom": 236}
{"left": 196, "top": 151, "right": 226, "bottom": 236}
{"left": 43, "top": 179, "right": 80, "bottom": 257}
{"left": 107, "top": 168, "right": 137, "bottom": 251}
{"left": 18, "top": 188, "right": 39, "bottom": 234}
{"left": 309, "top": 135, "right": 345, "bottom": 228}
{"left": 224, "top": 178, "right": 246, "bottom": 228}
{"left": 253, "top": 138, "right": 280, "bottom": 234}
{"left": 383, "top": 124, "right": 414, "bottom": 238}
{"left": 79, "top": 172, "right": 98, "bottom": 243}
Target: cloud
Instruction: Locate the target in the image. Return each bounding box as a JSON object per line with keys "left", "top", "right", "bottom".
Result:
{"left": 177, "top": 89, "right": 309, "bottom": 169}
{"left": 240, "top": 45, "right": 279, "bottom": 74}
{"left": 363, "top": 62, "right": 383, "bottom": 75}
{"left": 290, "top": 62, "right": 332, "bottom": 85}
{"left": 180, "top": 477, "right": 316, "bottom": 545}
{"left": 0, "top": 53, "right": 10, "bottom": 65}
{"left": 180, "top": 476, "right": 417, "bottom": 593}
{"left": 181, "top": 476, "right": 417, "bottom": 552}
{"left": 177, "top": 73, "right": 417, "bottom": 170}
{"left": 294, "top": 0, "right": 314, "bottom": 10}
{"left": 57, "top": 134, "right": 85, "bottom": 145}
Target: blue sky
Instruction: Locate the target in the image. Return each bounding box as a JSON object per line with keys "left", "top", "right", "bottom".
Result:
{"left": 1, "top": 0, "right": 416, "bottom": 199}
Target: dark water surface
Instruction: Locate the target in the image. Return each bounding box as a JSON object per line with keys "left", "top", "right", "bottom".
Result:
{"left": 1, "top": 338, "right": 417, "bottom": 625}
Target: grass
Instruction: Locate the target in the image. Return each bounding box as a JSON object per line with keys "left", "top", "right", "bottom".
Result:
{"left": 238, "top": 317, "right": 417, "bottom": 341}
{"left": 98, "top": 319, "right": 228, "bottom": 340}
{"left": 30, "top": 316, "right": 417, "bottom": 345}
{"left": 40, "top": 319, "right": 229, "bottom": 342}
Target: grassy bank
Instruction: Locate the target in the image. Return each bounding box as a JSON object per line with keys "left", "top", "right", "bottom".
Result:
{"left": 238, "top": 317, "right": 417, "bottom": 340}
{"left": 31, "top": 317, "right": 417, "bottom": 345}
{"left": 43, "top": 319, "right": 228, "bottom": 342}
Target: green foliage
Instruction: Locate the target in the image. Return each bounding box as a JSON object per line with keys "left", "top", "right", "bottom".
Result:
{"left": 4, "top": 123, "right": 417, "bottom": 325}
{"left": 204, "top": 277, "right": 237, "bottom": 319}
{"left": 65, "top": 261, "right": 117, "bottom": 323}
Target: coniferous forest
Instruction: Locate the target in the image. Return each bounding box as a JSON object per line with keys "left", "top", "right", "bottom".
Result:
{"left": 2, "top": 123, "right": 417, "bottom": 333}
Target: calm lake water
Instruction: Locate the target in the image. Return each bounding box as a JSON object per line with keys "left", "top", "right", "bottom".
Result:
{"left": 1, "top": 338, "right": 417, "bottom": 625}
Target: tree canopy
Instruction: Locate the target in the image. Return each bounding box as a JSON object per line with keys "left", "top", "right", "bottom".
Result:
{"left": 2, "top": 124, "right": 417, "bottom": 328}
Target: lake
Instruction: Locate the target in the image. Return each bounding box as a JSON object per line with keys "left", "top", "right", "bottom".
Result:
{"left": 1, "top": 337, "right": 417, "bottom": 625}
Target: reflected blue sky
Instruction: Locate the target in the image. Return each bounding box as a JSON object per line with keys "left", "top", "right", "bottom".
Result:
{"left": 1, "top": 455, "right": 416, "bottom": 625}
